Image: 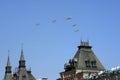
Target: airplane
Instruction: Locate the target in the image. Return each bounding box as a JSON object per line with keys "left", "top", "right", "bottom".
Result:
{"left": 35, "top": 22, "right": 40, "bottom": 26}
{"left": 52, "top": 19, "right": 56, "bottom": 23}
{"left": 74, "top": 29, "right": 79, "bottom": 32}
{"left": 66, "top": 17, "right": 72, "bottom": 20}
{"left": 72, "top": 24, "right": 77, "bottom": 27}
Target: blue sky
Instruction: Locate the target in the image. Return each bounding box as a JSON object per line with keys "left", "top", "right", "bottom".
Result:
{"left": 0, "top": 0, "right": 120, "bottom": 80}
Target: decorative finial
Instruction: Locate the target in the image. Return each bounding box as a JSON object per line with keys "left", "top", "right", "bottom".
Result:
{"left": 8, "top": 50, "right": 10, "bottom": 56}
{"left": 21, "top": 43, "right": 24, "bottom": 50}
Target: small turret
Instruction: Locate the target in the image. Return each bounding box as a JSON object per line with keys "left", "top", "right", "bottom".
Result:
{"left": 4, "top": 51, "right": 12, "bottom": 80}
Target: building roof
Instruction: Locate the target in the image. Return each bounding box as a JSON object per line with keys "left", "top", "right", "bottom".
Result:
{"left": 73, "top": 41, "right": 105, "bottom": 70}
{"left": 4, "top": 49, "right": 36, "bottom": 80}
{"left": 64, "top": 41, "right": 105, "bottom": 72}
{"left": 13, "top": 68, "right": 36, "bottom": 80}
{"left": 13, "top": 49, "right": 36, "bottom": 80}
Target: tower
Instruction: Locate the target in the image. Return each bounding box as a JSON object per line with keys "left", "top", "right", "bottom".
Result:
{"left": 3, "top": 48, "right": 36, "bottom": 80}
{"left": 13, "top": 48, "right": 36, "bottom": 80}
{"left": 19, "top": 48, "right": 26, "bottom": 68}
{"left": 58, "top": 41, "right": 105, "bottom": 80}
{"left": 3, "top": 54, "right": 12, "bottom": 80}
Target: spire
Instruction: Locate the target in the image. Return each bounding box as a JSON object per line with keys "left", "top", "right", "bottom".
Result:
{"left": 7, "top": 50, "right": 11, "bottom": 67}
{"left": 20, "top": 49, "right": 25, "bottom": 61}
{"left": 19, "top": 44, "right": 26, "bottom": 68}
{"left": 4, "top": 54, "right": 12, "bottom": 80}
{"left": 20, "top": 43, "right": 25, "bottom": 60}
{"left": 5, "top": 51, "right": 12, "bottom": 74}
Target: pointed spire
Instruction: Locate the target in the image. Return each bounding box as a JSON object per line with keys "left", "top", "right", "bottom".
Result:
{"left": 4, "top": 53, "right": 12, "bottom": 80}
{"left": 19, "top": 43, "right": 26, "bottom": 68}
{"left": 5, "top": 50, "right": 12, "bottom": 74}
{"left": 20, "top": 43, "right": 25, "bottom": 60}
{"left": 7, "top": 55, "right": 11, "bottom": 67}
{"left": 20, "top": 50, "right": 25, "bottom": 61}
{"left": 7, "top": 50, "right": 11, "bottom": 67}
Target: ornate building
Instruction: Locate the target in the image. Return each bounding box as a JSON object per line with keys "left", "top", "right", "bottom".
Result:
{"left": 3, "top": 49, "right": 36, "bottom": 80}
{"left": 58, "top": 41, "right": 105, "bottom": 80}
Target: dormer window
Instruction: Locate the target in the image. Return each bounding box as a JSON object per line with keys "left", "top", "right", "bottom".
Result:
{"left": 85, "top": 60, "right": 91, "bottom": 68}
{"left": 91, "top": 60, "right": 97, "bottom": 68}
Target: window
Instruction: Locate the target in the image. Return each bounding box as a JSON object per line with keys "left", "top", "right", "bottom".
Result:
{"left": 85, "top": 60, "right": 91, "bottom": 68}
{"left": 22, "top": 75, "right": 26, "bottom": 80}
{"left": 91, "top": 61, "right": 97, "bottom": 68}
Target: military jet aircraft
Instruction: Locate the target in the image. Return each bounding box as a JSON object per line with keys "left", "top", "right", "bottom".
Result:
{"left": 74, "top": 29, "right": 79, "bottom": 32}
{"left": 72, "top": 24, "right": 77, "bottom": 27}
{"left": 35, "top": 22, "right": 40, "bottom": 26}
{"left": 66, "top": 17, "right": 72, "bottom": 20}
{"left": 52, "top": 19, "right": 56, "bottom": 23}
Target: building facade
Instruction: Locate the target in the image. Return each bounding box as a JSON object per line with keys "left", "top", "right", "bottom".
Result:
{"left": 58, "top": 41, "right": 105, "bottom": 80}
{"left": 3, "top": 49, "right": 36, "bottom": 80}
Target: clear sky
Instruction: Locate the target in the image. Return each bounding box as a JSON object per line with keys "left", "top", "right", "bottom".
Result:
{"left": 0, "top": 0, "right": 120, "bottom": 80}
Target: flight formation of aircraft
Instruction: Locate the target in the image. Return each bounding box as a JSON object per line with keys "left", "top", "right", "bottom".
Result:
{"left": 35, "top": 17, "right": 79, "bottom": 32}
